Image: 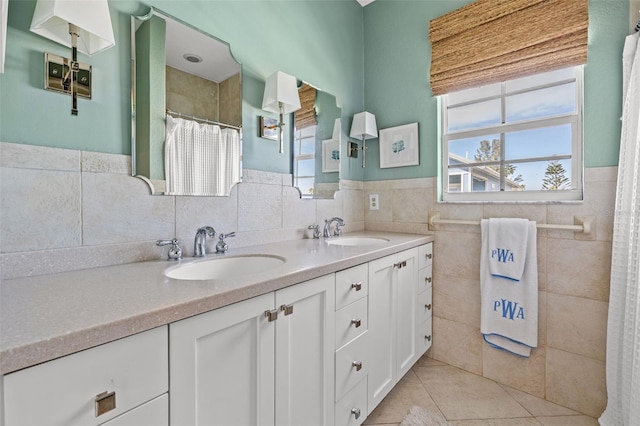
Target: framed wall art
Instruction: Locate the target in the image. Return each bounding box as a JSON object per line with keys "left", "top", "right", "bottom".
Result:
{"left": 259, "top": 116, "right": 278, "bottom": 141}
{"left": 379, "top": 122, "right": 419, "bottom": 168}
{"left": 322, "top": 138, "right": 340, "bottom": 173}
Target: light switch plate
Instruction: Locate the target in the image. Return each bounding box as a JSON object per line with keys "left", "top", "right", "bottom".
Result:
{"left": 369, "top": 194, "right": 379, "bottom": 210}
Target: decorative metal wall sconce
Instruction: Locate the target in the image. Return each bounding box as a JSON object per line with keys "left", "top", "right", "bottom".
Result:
{"left": 348, "top": 111, "right": 378, "bottom": 168}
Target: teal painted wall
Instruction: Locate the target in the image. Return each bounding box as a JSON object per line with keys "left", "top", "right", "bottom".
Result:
{"left": 1, "top": 0, "right": 629, "bottom": 182}
{"left": 362, "top": 0, "right": 630, "bottom": 181}
{"left": 0, "top": 0, "right": 364, "bottom": 177}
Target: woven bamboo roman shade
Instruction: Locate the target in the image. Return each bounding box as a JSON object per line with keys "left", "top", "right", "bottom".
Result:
{"left": 295, "top": 83, "right": 317, "bottom": 129}
{"left": 429, "top": 0, "right": 588, "bottom": 96}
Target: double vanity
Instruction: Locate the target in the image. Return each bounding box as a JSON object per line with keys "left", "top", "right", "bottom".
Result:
{"left": 0, "top": 232, "right": 433, "bottom": 425}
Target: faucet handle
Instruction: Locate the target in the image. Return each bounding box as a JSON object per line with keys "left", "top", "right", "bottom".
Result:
{"left": 216, "top": 232, "right": 236, "bottom": 253}
{"left": 308, "top": 225, "right": 322, "bottom": 239}
{"left": 334, "top": 222, "right": 344, "bottom": 237}
{"left": 156, "top": 238, "right": 183, "bottom": 261}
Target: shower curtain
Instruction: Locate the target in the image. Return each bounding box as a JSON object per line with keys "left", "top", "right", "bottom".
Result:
{"left": 599, "top": 32, "right": 640, "bottom": 426}
{"left": 164, "top": 115, "right": 241, "bottom": 196}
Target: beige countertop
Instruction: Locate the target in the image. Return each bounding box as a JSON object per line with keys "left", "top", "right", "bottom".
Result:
{"left": 0, "top": 231, "right": 433, "bottom": 375}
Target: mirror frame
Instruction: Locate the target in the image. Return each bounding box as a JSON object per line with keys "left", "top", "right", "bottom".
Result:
{"left": 130, "top": 7, "right": 243, "bottom": 196}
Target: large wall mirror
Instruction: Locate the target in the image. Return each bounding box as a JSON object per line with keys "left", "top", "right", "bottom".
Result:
{"left": 131, "top": 8, "right": 242, "bottom": 196}
{"left": 291, "top": 83, "right": 341, "bottom": 199}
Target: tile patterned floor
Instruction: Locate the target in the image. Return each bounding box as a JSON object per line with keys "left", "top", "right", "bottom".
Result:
{"left": 363, "top": 356, "right": 600, "bottom": 426}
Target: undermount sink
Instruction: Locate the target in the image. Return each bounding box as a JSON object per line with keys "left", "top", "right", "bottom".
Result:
{"left": 325, "top": 236, "right": 390, "bottom": 247}
{"left": 165, "top": 255, "right": 285, "bottom": 281}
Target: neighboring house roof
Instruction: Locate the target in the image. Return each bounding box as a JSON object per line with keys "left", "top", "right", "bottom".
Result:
{"left": 448, "top": 152, "right": 521, "bottom": 190}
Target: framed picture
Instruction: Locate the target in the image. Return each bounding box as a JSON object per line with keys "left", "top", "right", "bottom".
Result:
{"left": 259, "top": 116, "right": 278, "bottom": 141}
{"left": 379, "top": 122, "right": 419, "bottom": 168}
{"left": 322, "top": 139, "right": 340, "bottom": 173}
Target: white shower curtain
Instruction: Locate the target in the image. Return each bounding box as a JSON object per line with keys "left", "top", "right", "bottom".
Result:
{"left": 599, "top": 32, "right": 640, "bottom": 426}
{"left": 164, "top": 115, "right": 241, "bottom": 196}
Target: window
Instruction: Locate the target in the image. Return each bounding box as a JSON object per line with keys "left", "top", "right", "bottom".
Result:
{"left": 440, "top": 66, "right": 583, "bottom": 203}
{"left": 293, "top": 124, "right": 316, "bottom": 198}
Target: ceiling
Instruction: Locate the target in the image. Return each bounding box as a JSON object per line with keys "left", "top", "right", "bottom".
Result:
{"left": 164, "top": 16, "right": 240, "bottom": 83}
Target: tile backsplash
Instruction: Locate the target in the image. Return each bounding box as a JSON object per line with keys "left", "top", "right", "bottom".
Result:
{"left": 0, "top": 142, "right": 363, "bottom": 279}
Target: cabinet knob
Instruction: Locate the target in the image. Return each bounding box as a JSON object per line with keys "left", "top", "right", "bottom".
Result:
{"left": 280, "top": 304, "right": 294, "bottom": 316}
{"left": 351, "top": 282, "right": 362, "bottom": 291}
{"left": 351, "top": 318, "right": 362, "bottom": 328}
{"left": 95, "top": 391, "right": 116, "bottom": 417}
{"left": 351, "top": 408, "right": 361, "bottom": 419}
{"left": 426, "top": 253, "right": 433, "bottom": 260}
{"left": 425, "top": 335, "right": 432, "bottom": 342}
{"left": 352, "top": 361, "right": 363, "bottom": 371}
{"left": 264, "top": 309, "right": 279, "bottom": 322}
{"left": 425, "top": 303, "right": 432, "bottom": 311}
{"left": 394, "top": 260, "right": 407, "bottom": 269}
{"left": 425, "top": 276, "right": 432, "bottom": 283}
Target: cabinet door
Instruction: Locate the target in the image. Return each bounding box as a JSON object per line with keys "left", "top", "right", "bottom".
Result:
{"left": 275, "top": 274, "right": 335, "bottom": 426}
{"left": 367, "top": 254, "right": 396, "bottom": 412}
{"left": 396, "top": 247, "right": 418, "bottom": 378}
{"left": 170, "top": 292, "right": 276, "bottom": 426}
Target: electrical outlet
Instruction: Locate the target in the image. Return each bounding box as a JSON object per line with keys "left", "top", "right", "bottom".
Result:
{"left": 369, "top": 194, "right": 379, "bottom": 210}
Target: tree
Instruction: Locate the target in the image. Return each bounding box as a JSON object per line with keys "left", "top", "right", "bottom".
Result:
{"left": 542, "top": 160, "right": 570, "bottom": 190}
{"left": 474, "top": 138, "right": 523, "bottom": 188}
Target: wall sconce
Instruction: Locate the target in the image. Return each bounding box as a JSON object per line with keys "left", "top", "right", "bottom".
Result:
{"left": 348, "top": 111, "right": 378, "bottom": 168}
{"left": 261, "top": 71, "right": 301, "bottom": 153}
{"left": 30, "top": 0, "right": 115, "bottom": 116}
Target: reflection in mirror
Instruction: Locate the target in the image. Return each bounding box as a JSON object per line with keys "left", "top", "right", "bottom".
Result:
{"left": 131, "top": 8, "right": 242, "bottom": 196}
{"left": 292, "top": 83, "right": 341, "bottom": 199}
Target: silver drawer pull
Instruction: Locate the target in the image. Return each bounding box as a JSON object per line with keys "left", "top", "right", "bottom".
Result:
{"left": 426, "top": 253, "right": 433, "bottom": 260}
{"left": 280, "top": 304, "right": 294, "bottom": 316}
{"left": 394, "top": 260, "right": 407, "bottom": 269}
{"left": 425, "top": 303, "right": 432, "bottom": 311}
{"left": 351, "top": 408, "right": 361, "bottom": 419}
{"left": 425, "top": 335, "right": 432, "bottom": 342}
{"left": 425, "top": 276, "right": 432, "bottom": 283}
{"left": 95, "top": 391, "right": 116, "bottom": 417}
{"left": 265, "top": 309, "right": 279, "bottom": 322}
{"left": 351, "top": 318, "right": 362, "bottom": 328}
{"left": 351, "top": 282, "right": 362, "bottom": 291}
{"left": 352, "top": 361, "right": 363, "bottom": 371}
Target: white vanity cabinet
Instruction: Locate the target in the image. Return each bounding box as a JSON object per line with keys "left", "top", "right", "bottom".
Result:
{"left": 417, "top": 243, "right": 434, "bottom": 354}
{"left": 367, "top": 247, "right": 419, "bottom": 411}
{"left": 1, "top": 326, "right": 168, "bottom": 426}
{"left": 169, "top": 274, "right": 335, "bottom": 426}
{"left": 334, "top": 264, "right": 369, "bottom": 426}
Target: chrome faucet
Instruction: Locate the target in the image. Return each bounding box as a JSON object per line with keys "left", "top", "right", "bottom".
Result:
{"left": 323, "top": 217, "right": 345, "bottom": 238}
{"left": 194, "top": 226, "right": 216, "bottom": 257}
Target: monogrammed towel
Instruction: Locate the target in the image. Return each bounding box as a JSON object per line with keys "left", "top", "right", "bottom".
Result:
{"left": 480, "top": 219, "right": 538, "bottom": 357}
{"left": 487, "top": 218, "right": 529, "bottom": 281}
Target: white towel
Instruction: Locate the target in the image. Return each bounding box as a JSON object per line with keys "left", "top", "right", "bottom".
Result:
{"left": 481, "top": 219, "right": 538, "bottom": 357}
{"left": 487, "top": 218, "right": 529, "bottom": 281}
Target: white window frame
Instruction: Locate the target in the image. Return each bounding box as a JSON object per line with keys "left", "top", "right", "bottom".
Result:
{"left": 440, "top": 66, "right": 584, "bottom": 203}
{"left": 292, "top": 125, "right": 316, "bottom": 198}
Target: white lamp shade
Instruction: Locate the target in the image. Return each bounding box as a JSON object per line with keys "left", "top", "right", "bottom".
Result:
{"left": 262, "top": 71, "right": 301, "bottom": 114}
{"left": 30, "top": 0, "right": 115, "bottom": 56}
{"left": 349, "top": 111, "right": 378, "bottom": 140}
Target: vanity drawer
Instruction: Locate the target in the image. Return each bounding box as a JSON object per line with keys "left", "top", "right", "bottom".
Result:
{"left": 417, "top": 317, "right": 433, "bottom": 355}
{"left": 335, "top": 377, "right": 367, "bottom": 426}
{"left": 418, "top": 243, "right": 433, "bottom": 270}
{"left": 417, "top": 287, "right": 433, "bottom": 325}
{"left": 335, "top": 297, "right": 368, "bottom": 349}
{"left": 335, "top": 331, "right": 369, "bottom": 400}
{"left": 336, "top": 264, "right": 368, "bottom": 310}
{"left": 417, "top": 265, "right": 433, "bottom": 294}
{"left": 3, "top": 326, "right": 168, "bottom": 426}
